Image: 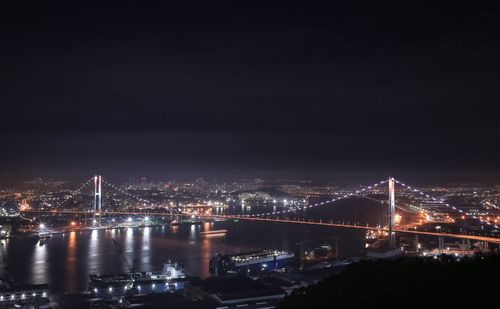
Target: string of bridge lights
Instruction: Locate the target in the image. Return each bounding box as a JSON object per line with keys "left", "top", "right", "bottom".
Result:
{"left": 100, "top": 177, "right": 151, "bottom": 206}
{"left": 50, "top": 177, "right": 94, "bottom": 209}
{"left": 100, "top": 178, "right": 390, "bottom": 219}
{"left": 98, "top": 177, "right": 444, "bottom": 223}
{"left": 217, "top": 179, "right": 390, "bottom": 218}
{"left": 394, "top": 179, "right": 499, "bottom": 229}
{"left": 86, "top": 176, "right": 498, "bottom": 230}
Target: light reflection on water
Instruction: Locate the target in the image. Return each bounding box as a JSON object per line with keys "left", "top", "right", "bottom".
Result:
{"left": 141, "top": 227, "right": 151, "bottom": 267}
{"left": 7, "top": 200, "right": 378, "bottom": 293}
{"left": 31, "top": 240, "right": 47, "bottom": 284}
{"left": 125, "top": 227, "right": 134, "bottom": 270}
{"left": 88, "top": 229, "right": 99, "bottom": 275}
{"left": 66, "top": 231, "right": 77, "bottom": 291}
{"left": 200, "top": 222, "right": 213, "bottom": 278}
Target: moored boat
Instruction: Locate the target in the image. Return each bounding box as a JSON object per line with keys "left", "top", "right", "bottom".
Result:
{"left": 89, "top": 260, "right": 189, "bottom": 299}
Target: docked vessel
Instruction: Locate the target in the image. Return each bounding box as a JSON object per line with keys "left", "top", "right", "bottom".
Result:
{"left": 89, "top": 261, "right": 189, "bottom": 299}
{"left": 209, "top": 250, "right": 295, "bottom": 276}
{"left": 0, "top": 284, "right": 49, "bottom": 308}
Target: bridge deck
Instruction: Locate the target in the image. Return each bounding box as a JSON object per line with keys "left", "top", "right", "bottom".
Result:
{"left": 21, "top": 210, "right": 500, "bottom": 244}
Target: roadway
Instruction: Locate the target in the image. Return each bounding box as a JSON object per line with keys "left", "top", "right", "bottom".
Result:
{"left": 199, "top": 215, "right": 500, "bottom": 244}
{"left": 21, "top": 209, "right": 500, "bottom": 244}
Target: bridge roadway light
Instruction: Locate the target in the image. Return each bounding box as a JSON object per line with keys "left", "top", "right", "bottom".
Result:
{"left": 39, "top": 223, "right": 45, "bottom": 229}
{"left": 128, "top": 217, "right": 132, "bottom": 222}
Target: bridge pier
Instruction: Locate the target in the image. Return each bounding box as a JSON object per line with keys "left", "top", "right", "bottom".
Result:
{"left": 388, "top": 178, "right": 396, "bottom": 248}
{"left": 482, "top": 241, "right": 489, "bottom": 253}
{"left": 438, "top": 236, "right": 444, "bottom": 254}
{"left": 93, "top": 175, "right": 102, "bottom": 227}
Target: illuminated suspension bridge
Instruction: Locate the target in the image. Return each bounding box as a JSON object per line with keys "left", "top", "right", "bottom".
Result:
{"left": 20, "top": 175, "right": 500, "bottom": 246}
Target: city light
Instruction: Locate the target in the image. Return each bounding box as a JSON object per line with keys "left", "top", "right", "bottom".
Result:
{"left": 8, "top": 173, "right": 500, "bottom": 304}
{"left": 395, "top": 214, "right": 402, "bottom": 224}
{"left": 5, "top": 3, "right": 500, "bottom": 307}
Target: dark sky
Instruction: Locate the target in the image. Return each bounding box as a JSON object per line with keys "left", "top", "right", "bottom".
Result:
{"left": 1, "top": 1, "right": 500, "bottom": 181}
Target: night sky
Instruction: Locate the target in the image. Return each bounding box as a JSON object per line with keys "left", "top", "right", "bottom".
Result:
{"left": 1, "top": 1, "right": 500, "bottom": 182}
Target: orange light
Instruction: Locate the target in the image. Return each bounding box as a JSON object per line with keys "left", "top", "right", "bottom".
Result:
{"left": 71, "top": 221, "right": 76, "bottom": 226}
{"left": 395, "top": 214, "right": 402, "bottom": 224}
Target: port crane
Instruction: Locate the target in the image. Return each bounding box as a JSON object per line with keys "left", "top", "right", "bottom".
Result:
{"left": 111, "top": 238, "right": 137, "bottom": 275}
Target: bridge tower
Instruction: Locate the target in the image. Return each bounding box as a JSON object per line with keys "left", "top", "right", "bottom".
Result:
{"left": 388, "top": 177, "right": 396, "bottom": 248}
{"left": 93, "top": 175, "right": 102, "bottom": 227}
